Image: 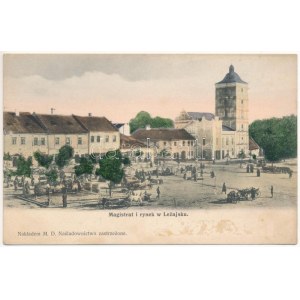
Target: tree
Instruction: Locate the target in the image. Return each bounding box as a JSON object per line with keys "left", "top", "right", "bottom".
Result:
{"left": 45, "top": 168, "right": 59, "bottom": 184}
{"left": 95, "top": 150, "right": 125, "bottom": 197}
{"left": 249, "top": 115, "right": 296, "bottom": 162}
{"left": 129, "top": 111, "right": 174, "bottom": 133}
{"left": 3, "top": 152, "right": 12, "bottom": 161}
{"left": 33, "top": 151, "right": 54, "bottom": 169}
{"left": 55, "top": 145, "right": 74, "bottom": 169}
{"left": 74, "top": 157, "right": 94, "bottom": 177}
{"left": 15, "top": 156, "right": 32, "bottom": 177}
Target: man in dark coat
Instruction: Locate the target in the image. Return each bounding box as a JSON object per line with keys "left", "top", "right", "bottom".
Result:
{"left": 62, "top": 185, "right": 68, "bottom": 208}
{"left": 222, "top": 183, "right": 227, "bottom": 194}
{"left": 156, "top": 186, "right": 160, "bottom": 199}
{"left": 270, "top": 186, "right": 274, "bottom": 198}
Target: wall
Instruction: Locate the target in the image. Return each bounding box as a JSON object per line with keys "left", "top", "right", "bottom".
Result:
{"left": 47, "top": 134, "right": 89, "bottom": 156}
{"left": 176, "top": 118, "right": 223, "bottom": 160}
{"left": 4, "top": 132, "right": 49, "bottom": 158}
{"left": 88, "top": 131, "right": 120, "bottom": 155}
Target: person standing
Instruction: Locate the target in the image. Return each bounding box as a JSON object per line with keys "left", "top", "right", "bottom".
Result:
{"left": 156, "top": 186, "right": 160, "bottom": 199}
{"left": 62, "top": 184, "right": 68, "bottom": 208}
{"left": 270, "top": 185, "right": 274, "bottom": 198}
{"left": 222, "top": 182, "right": 227, "bottom": 194}
{"left": 24, "top": 181, "right": 30, "bottom": 196}
{"left": 257, "top": 168, "right": 260, "bottom": 177}
{"left": 14, "top": 177, "right": 18, "bottom": 191}
{"left": 46, "top": 183, "right": 51, "bottom": 206}
{"left": 34, "top": 184, "right": 38, "bottom": 200}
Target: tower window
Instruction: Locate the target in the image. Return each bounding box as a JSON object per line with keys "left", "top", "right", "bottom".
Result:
{"left": 241, "top": 100, "right": 243, "bottom": 104}
{"left": 241, "top": 88, "right": 243, "bottom": 92}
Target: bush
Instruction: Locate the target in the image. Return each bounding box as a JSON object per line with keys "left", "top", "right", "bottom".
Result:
{"left": 15, "top": 156, "right": 32, "bottom": 177}
{"left": 74, "top": 157, "right": 94, "bottom": 177}
{"left": 3, "top": 152, "right": 12, "bottom": 161}
{"left": 45, "top": 168, "right": 58, "bottom": 184}
{"left": 34, "top": 151, "right": 54, "bottom": 169}
{"left": 55, "top": 145, "right": 74, "bottom": 169}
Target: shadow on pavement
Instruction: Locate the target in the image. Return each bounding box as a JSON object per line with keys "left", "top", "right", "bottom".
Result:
{"left": 209, "top": 198, "right": 233, "bottom": 205}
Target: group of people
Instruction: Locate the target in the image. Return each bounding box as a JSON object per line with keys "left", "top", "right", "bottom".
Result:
{"left": 222, "top": 182, "right": 275, "bottom": 199}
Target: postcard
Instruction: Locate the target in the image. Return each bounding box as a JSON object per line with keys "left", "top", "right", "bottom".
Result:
{"left": 2, "top": 54, "right": 297, "bottom": 244}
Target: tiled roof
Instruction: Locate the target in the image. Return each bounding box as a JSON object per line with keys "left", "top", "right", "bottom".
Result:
{"left": 73, "top": 115, "right": 118, "bottom": 132}
{"left": 120, "top": 134, "right": 147, "bottom": 149}
{"left": 187, "top": 112, "right": 215, "bottom": 121}
{"left": 34, "top": 114, "right": 87, "bottom": 134}
{"left": 132, "top": 128, "right": 195, "bottom": 141}
{"left": 216, "top": 65, "right": 247, "bottom": 84}
{"left": 3, "top": 112, "right": 46, "bottom": 134}
{"left": 249, "top": 137, "right": 260, "bottom": 150}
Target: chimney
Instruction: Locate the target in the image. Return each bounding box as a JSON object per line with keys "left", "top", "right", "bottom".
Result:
{"left": 88, "top": 113, "right": 92, "bottom": 117}
{"left": 145, "top": 124, "right": 151, "bottom": 130}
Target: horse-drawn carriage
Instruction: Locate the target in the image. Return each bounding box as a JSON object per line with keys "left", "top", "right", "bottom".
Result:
{"left": 227, "top": 187, "right": 260, "bottom": 203}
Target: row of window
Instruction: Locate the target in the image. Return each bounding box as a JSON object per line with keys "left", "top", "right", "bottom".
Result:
{"left": 90, "top": 135, "right": 117, "bottom": 143}
{"left": 163, "top": 140, "right": 195, "bottom": 147}
{"left": 12, "top": 137, "right": 46, "bottom": 146}
{"left": 12, "top": 135, "right": 118, "bottom": 146}
{"left": 55, "top": 137, "right": 83, "bottom": 146}
{"left": 172, "top": 151, "right": 194, "bottom": 159}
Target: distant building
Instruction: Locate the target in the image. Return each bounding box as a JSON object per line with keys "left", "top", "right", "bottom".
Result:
{"left": 249, "top": 137, "right": 262, "bottom": 157}
{"left": 132, "top": 127, "right": 196, "bottom": 160}
{"left": 3, "top": 112, "right": 120, "bottom": 160}
{"left": 33, "top": 113, "right": 88, "bottom": 156}
{"left": 3, "top": 112, "right": 49, "bottom": 159}
{"left": 175, "top": 111, "right": 222, "bottom": 160}
{"left": 119, "top": 133, "right": 153, "bottom": 161}
{"left": 113, "top": 123, "right": 130, "bottom": 136}
{"left": 175, "top": 65, "right": 251, "bottom": 160}
{"left": 73, "top": 115, "right": 120, "bottom": 155}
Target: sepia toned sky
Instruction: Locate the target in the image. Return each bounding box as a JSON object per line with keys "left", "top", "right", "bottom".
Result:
{"left": 3, "top": 54, "right": 297, "bottom": 123}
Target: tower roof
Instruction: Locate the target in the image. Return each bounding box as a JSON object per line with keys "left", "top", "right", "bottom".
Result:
{"left": 216, "top": 65, "right": 247, "bottom": 84}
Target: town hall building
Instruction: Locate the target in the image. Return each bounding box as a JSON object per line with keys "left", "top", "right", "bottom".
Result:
{"left": 175, "top": 65, "right": 250, "bottom": 160}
